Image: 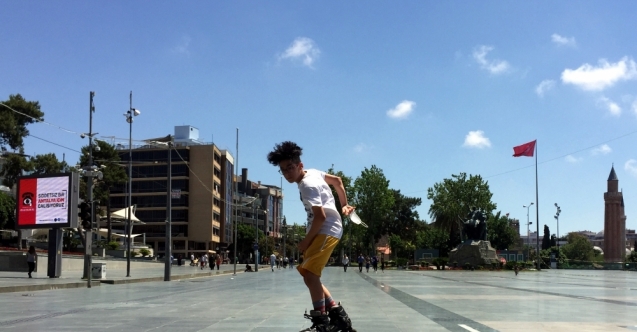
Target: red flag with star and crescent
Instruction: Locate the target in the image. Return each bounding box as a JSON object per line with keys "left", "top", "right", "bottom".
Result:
{"left": 512, "top": 140, "right": 536, "bottom": 157}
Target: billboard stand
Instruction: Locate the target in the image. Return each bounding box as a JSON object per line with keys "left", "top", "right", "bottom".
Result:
{"left": 47, "top": 228, "right": 63, "bottom": 278}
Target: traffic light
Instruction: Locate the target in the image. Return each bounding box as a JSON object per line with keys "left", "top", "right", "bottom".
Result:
{"left": 79, "top": 202, "right": 91, "bottom": 229}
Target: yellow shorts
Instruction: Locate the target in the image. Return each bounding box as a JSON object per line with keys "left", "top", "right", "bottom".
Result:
{"left": 297, "top": 234, "right": 339, "bottom": 277}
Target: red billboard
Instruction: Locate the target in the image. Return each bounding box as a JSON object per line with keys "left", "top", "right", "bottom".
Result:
{"left": 16, "top": 173, "right": 79, "bottom": 229}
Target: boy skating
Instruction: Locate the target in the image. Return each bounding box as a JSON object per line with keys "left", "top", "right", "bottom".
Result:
{"left": 268, "top": 141, "right": 356, "bottom": 332}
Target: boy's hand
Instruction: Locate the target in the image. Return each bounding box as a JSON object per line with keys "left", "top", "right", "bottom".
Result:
{"left": 342, "top": 205, "right": 355, "bottom": 216}
{"left": 298, "top": 237, "right": 311, "bottom": 252}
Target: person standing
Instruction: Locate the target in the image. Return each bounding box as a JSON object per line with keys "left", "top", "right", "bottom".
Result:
{"left": 216, "top": 255, "right": 222, "bottom": 270}
{"left": 210, "top": 254, "right": 216, "bottom": 270}
{"left": 342, "top": 254, "right": 349, "bottom": 272}
{"left": 267, "top": 141, "right": 356, "bottom": 332}
{"left": 26, "top": 246, "right": 37, "bottom": 278}
{"left": 357, "top": 254, "right": 364, "bottom": 273}
{"left": 380, "top": 257, "right": 385, "bottom": 273}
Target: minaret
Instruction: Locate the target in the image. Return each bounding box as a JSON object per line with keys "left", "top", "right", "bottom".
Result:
{"left": 603, "top": 165, "right": 626, "bottom": 262}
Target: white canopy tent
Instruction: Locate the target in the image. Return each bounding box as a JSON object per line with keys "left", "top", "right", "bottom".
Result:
{"left": 103, "top": 206, "right": 144, "bottom": 224}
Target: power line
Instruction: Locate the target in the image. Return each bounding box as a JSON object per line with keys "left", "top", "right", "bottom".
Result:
{"left": 29, "top": 135, "right": 82, "bottom": 153}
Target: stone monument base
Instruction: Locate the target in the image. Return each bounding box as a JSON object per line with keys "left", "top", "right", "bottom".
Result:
{"left": 448, "top": 240, "right": 499, "bottom": 267}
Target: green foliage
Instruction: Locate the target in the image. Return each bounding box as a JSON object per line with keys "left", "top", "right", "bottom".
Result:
{"left": 385, "top": 189, "right": 424, "bottom": 243}
{"left": 106, "top": 241, "right": 119, "bottom": 250}
{"left": 353, "top": 165, "right": 395, "bottom": 250}
{"left": 626, "top": 251, "right": 637, "bottom": 263}
{"left": 416, "top": 224, "right": 450, "bottom": 254}
{"left": 0, "top": 193, "right": 16, "bottom": 229}
{"left": 486, "top": 212, "right": 520, "bottom": 250}
{"left": 78, "top": 140, "right": 128, "bottom": 204}
{"left": 0, "top": 94, "right": 44, "bottom": 151}
{"left": 0, "top": 152, "right": 33, "bottom": 188}
{"left": 130, "top": 251, "right": 140, "bottom": 257}
{"left": 31, "top": 153, "right": 68, "bottom": 174}
{"left": 395, "top": 257, "right": 408, "bottom": 267}
{"left": 139, "top": 248, "right": 150, "bottom": 257}
{"left": 62, "top": 229, "right": 81, "bottom": 251}
{"left": 561, "top": 233, "right": 595, "bottom": 261}
{"left": 427, "top": 173, "right": 496, "bottom": 251}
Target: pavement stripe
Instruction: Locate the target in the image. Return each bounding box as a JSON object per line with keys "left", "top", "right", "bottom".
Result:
{"left": 459, "top": 324, "right": 481, "bottom": 332}
{"left": 425, "top": 274, "right": 637, "bottom": 307}
{"left": 359, "top": 274, "right": 499, "bottom": 332}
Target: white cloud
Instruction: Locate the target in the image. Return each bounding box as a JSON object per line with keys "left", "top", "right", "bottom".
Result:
{"left": 386, "top": 100, "right": 416, "bottom": 119}
{"left": 632, "top": 99, "right": 637, "bottom": 116}
{"left": 278, "top": 37, "right": 321, "bottom": 68}
{"left": 353, "top": 143, "right": 373, "bottom": 153}
{"left": 551, "top": 34, "right": 576, "bottom": 47}
{"left": 473, "top": 45, "right": 510, "bottom": 74}
{"left": 565, "top": 155, "right": 583, "bottom": 163}
{"left": 561, "top": 57, "right": 637, "bottom": 91}
{"left": 626, "top": 159, "right": 637, "bottom": 178}
{"left": 462, "top": 130, "right": 491, "bottom": 149}
{"left": 597, "top": 96, "right": 622, "bottom": 116}
{"left": 172, "top": 35, "right": 192, "bottom": 56}
{"left": 535, "top": 80, "right": 555, "bottom": 97}
{"left": 591, "top": 144, "right": 612, "bottom": 156}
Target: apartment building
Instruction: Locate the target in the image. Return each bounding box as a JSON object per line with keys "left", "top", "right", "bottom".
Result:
{"left": 107, "top": 125, "right": 233, "bottom": 259}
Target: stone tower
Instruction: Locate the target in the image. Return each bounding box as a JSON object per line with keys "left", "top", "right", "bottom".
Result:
{"left": 603, "top": 165, "right": 626, "bottom": 262}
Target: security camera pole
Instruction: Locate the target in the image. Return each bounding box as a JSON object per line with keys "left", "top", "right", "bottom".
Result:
{"left": 85, "top": 91, "right": 95, "bottom": 288}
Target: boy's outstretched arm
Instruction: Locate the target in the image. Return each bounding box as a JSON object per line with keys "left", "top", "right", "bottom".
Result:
{"left": 324, "top": 173, "right": 354, "bottom": 216}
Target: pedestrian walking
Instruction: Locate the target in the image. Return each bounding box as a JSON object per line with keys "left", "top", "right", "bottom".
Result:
{"left": 365, "top": 255, "right": 371, "bottom": 273}
{"left": 26, "top": 246, "right": 37, "bottom": 278}
{"left": 380, "top": 258, "right": 385, "bottom": 273}
{"left": 342, "top": 254, "right": 349, "bottom": 272}
{"left": 210, "top": 254, "right": 216, "bottom": 270}
{"left": 200, "top": 254, "right": 207, "bottom": 269}
{"left": 357, "top": 254, "right": 364, "bottom": 273}
{"left": 372, "top": 255, "right": 378, "bottom": 272}
{"left": 216, "top": 255, "right": 222, "bottom": 270}
{"left": 270, "top": 253, "right": 276, "bottom": 272}
{"left": 267, "top": 141, "right": 356, "bottom": 331}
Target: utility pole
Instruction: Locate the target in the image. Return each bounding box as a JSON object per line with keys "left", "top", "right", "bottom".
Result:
{"left": 85, "top": 91, "right": 95, "bottom": 288}
{"left": 164, "top": 139, "right": 173, "bottom": 281}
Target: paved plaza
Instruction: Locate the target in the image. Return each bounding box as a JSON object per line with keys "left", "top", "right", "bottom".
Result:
{"left": 0, "top": 265, "right": 635, "bottom": 331}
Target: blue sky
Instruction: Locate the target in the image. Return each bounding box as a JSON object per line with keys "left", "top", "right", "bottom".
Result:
{"left": 2, "top": 2, "right": 637, "bottom": 237}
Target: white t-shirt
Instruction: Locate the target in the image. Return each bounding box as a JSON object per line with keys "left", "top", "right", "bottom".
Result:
{"left": 298, "top": 169, "right": 343, "bottom": 239}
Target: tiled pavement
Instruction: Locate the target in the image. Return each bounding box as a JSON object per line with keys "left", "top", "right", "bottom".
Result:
{"left": 0, "top": 266, "right": 635, "bottom": 331}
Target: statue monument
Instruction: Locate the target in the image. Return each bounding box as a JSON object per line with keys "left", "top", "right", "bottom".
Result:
{"left": 448, "top": 207, "right": 499, "bottom": 267}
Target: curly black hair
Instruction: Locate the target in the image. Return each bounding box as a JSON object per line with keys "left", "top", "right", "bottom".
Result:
{"left": 267, "top": 141, "right": 302, "bottom": 166}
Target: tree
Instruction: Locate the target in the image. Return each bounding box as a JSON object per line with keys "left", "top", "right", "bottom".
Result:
{"left": 31, "top": 153, "right": 68, "bottom": 174}
{"left": 0, "top": 94, "right": 44, "bottom": 151}
{"left": 352, "top": 165, "right": 395, "bottom": 252}
{"left": 541, "top": 225, "right": 551, "bottom": 250}
{"left": 487, "top": 212, "right": 519, "bottom": 250}
{"left": 550, "top": 234, "right": 557, "bottom": 247}
{"left": 0, "top": 192, "right": 15, "bottom": 229}
{"left": 78, "top": 140, "right": 127, "bottom": 241}
{"left": 416, "top": 224, "right": 451, "bottom": 255}
{"left": 0, "top": 152, "right": 33, "bottom": 188}
{"left": 427, "top": 172, "right": 496, "bottom": 250}
{"left": 327, "top": 167, "right": 355, "bottom": 256}
{"left": 385, "top": 189, "right": 424, "bottom": 243}
{"left": 561, "top": 233, "right": 594, "bottom": 261}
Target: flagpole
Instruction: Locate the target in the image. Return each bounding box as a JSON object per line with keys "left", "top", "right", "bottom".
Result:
{"left": 535, "top": 141, "right": 540, "bottom": 270}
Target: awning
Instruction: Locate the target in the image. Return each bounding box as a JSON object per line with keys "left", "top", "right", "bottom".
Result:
{"left": 96, "top": 228, "right": 142, "bottom": 238}
{"left": 102, "top": 206, "right": 144, "bottom": 223}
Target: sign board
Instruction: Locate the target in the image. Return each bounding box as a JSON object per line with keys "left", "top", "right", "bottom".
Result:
{"left": 171, "top": 189, "right": 181, "bottom": 199}
{"left": 15, "top": 173, "right": 79, "bottom": 229}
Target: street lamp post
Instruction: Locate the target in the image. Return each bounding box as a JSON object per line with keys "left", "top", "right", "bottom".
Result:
{"left": 554, "top": 203, "right": 561, "bottom": 267}
{"left": 523, "top": 202, "right": 534, "bottom": 260}
{"left": 124, "top": 91, "right": 140, "bottom": 277}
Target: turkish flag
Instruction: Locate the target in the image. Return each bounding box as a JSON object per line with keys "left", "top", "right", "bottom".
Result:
{"left": 513, "top": 140, "right": 536, "bottom": 157}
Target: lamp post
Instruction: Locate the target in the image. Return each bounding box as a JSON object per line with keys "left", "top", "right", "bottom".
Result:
{"left": 124, "top": 91, "right": 140, "bottom": 277}
{"left": 282, "top": 217, "right": 287, "bottom": 259}
{"left": 523, "top": 202, "right": 534, "bottom": 260}
{"left": 554, "top": 203, "right": 561, "bottom": 266}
